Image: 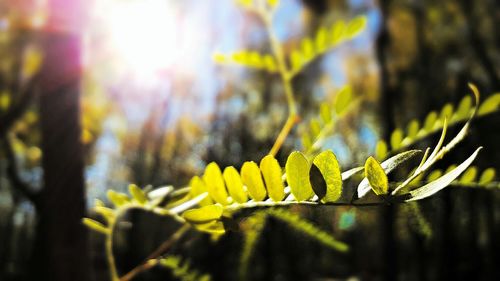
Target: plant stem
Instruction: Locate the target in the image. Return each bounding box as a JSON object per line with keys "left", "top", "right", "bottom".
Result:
{"left": 224, "top": 199, "right": 388, "bottom": 212}
{"left": 119, "top": 224, "right": 191, "bottom": 281}
{"left": 105, "top": 225, "right": 119, "bottom": 281}
{"left": 259, "top": 9, "right": 298, "bottom": 156}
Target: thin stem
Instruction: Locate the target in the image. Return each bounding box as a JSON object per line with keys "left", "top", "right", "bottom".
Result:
{"left": 105, "top": 224, "right": 119, "bottom": 281}
{"left": 119, "top": 224, "right": 191, "bottom": 281}
{"left": 258, "top": 9, "right": 298, "bottom": 156}
{"left": 269, "top": 114, "right": 299, "bottom": 156}
{"left": 223, "top": 199, "right": 388, "bottom": 212}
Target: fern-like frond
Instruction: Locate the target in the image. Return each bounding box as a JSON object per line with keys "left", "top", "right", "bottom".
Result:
{"left": 159, "top": 255, "right": 212, "bottom": 281}
{"left": 300, "top": 85, "right": 360, "bottom": 155}
{"left": 239, "top": 212, "right": 267, "bottom": 281}
{"left": 288, "top": 16, "right": 367, "bottom": 78}
{"left": 375, "top": 89, "right": 500, "bottom": 160}
{"left": 266, "top": 208, "right": 349, "bottom": 252}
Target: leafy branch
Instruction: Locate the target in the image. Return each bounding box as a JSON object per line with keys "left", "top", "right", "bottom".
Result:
{"left": 214, "top": 0, "right": 368, "bottom": 156}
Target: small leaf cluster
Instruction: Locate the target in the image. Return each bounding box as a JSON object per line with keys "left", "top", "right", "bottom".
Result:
{"left": 213, "top": 51, "right": 277, "bottom": 73}
{"left": 300, "top": 85, "right": 354, "bottom": 153}
{"left": 376, "top": 91, "right": 500, "bottom": 159}
{"left": 425, "top": 166, "right": 498, "bottom": 189}
{"left": 288, "top": 17, "right": 367, "bottom": 76}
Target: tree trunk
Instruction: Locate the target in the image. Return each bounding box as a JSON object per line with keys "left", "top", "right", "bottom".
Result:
{"left": 32, "top": 0, "right": 89, "bottom": 279}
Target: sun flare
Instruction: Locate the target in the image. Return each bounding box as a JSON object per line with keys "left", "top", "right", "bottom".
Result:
{"left": 103, "top": 0, "right": 179, "bottom": 73}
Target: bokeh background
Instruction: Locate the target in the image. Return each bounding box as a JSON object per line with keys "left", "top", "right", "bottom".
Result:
{"left": 0, "top": 0, "right": 499, "bottom": 280}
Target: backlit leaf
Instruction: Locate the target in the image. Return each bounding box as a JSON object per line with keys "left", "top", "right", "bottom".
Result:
{"left": 455, "top": 95, "right": 472, "bottom": 120}
{"left": 478, "top": 93, "right": 500, "bottom": 115}
{"left": 241, "top": 161, "right": 267, "bottom": 201}
{"left": 331, "top": 20, "right": 346, "bottom": 45}
{"left": 364, "top": 157, "right": 388, "bottom": 195}
{"left": 223, "top": 166, "right": 248, "bottom": 203}
{"left": 478, "top": 168, "right": 496, "bottom": 184}
{"left": 183, "top": 205, "right": 223, "bottom": 223}
{"left": 286, "top": 151, "right": 314, "bottom": 201}
{"left": 301, "top": 38, "right": 315, "bottom": 60}
{"left": 83, "top": 218, "right": 109, "bottom": 234}
{"left": 319, "top": 102, "right": 332, "bottom": 124}
{"left": 107, "top": 190, "right": 130, "bottom": 207}
{"left": 459, "top": 166, "right": 477, "bottom": 184}
{"left": 334, "top": 85, "right": 352, "bottom": 115}
{"left": 440, "top": 103, "right": 454, "bottom": 120}
{"left": 426, "top": 170, "right": 443, "bottom": 182}
{"left": 310, "top": 118, "right": 321, "bottom": 138}
{"left": 260, "top": 155, "right": 285, "bottom": 201}
{"left": 357, "top": 150, "right": 420, "bottom": 197}
{"left": 406, "top": 119, "right": 420, "bottom": 139}
{"left": 189, "top": 176, "right": 213, "bottom": 206}
{"left": 375, "top": 140, "right": 388, "bottom": 160}
{"left": 203, "top": 162, "right": 230, "bottom": 205}
{"left": 315, "top": 27, "right": 328, "bottom": 53}
{"left": 346, "top": 16, "right": 367, "bottom": 38}
{"left": 312, "top": 150, "right": 342, "bottom": 202}
{"left": 390, "top": 128, "right": 403, "bottom": 150}
{"left": 128, "top": 184, "right": 147, "bottom": 205}
{"left": 423, "top": 111, "right": 438, "bottom": 131}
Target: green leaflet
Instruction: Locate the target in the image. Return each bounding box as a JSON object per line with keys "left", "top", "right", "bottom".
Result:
{"left": 301, "top": 37, "right": 315, "bottom": 61}
{"left": 390, "top": 128, "right": 403, "bottom": 150}
{"left": 364, "top": 157, "right": 389, "bottom": 195}
{"left": 478, "top": 93, "right": 500, "bottom": 115}
{"left": 312, "top": 150, "right": 342, "bottom": 202}
{"left": 426, "top": 170, "right": 443, "bottom": 182}
{"left": 357, "top": 150, "right": 421, "bottom": 198}
{"left": 94, "top": 206, "right": 115, "bottom": 224}
{"left": 183, "top": 204, "right": 223, "bottom": 223}
{"left": 82, "top": 218, "right": 109, "bottom": 235}
{"left": 286, "top": 151, "right": 314, "bottom": 201}
{"left": 260, "top": 155, "right": 285, "bottom": 201}
{"left": 479, "top": 168, "right": 496, "bottom": 184}
{"left": 406, "top": 147, "right": 482, "bottom": 201}
{"left": 423, "top": 111, "right": 438, "bottom": 131}
{"left": 440, "top": 103, "right": 454, "bottom": 120}
{"left": 334, "top": 85, "right": 352, "bottom": 115}
{"left": 406, "top": 119, "right": 420, "bottom": 139}
{"left": 319, "top": 102, "right": 332, "bottom": 124}
{"left": 241, "top": 161, "right": 267, "bottom": 201}
{"left": 309, "top": 118, "right": 321, "bottom": 138}
{"left": 107, "top": 190, "right": 130, "bottom": 208}
{"left": 223, "top": 166, "right": 248, "bottom": 203}
{"left": 346, "top": 16, "right": 367, "bottom": 38}
{"left": 459, "top": 166, "right": 477, "bottom": 184}
{"left": 331, "top": 20, "right": 346, "bottom": 45}
{"left": 375, "top": 140, "right": 388, "bottom": 160}
{"left": 128, "top": 184, "right": 147, "bottom": 205}
{"left": 456, "top": 95, "right": 472, "bottom": 120}
{"left": 189, "top": 176, "right": 213, "bottom": 206}
{"left": 203, "top": 162, "right": 230, "bottom": 205}
{"left": 315, "top": 27, "right": 328, "bottom": 53}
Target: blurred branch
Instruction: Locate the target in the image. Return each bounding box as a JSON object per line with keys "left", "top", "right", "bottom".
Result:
{"left": 0, "top": 74, "right": 40, "bottom": 137}
{"left": 1, "top": 136, "right": 39, "bottom": 203}
{"left": 119, "top": 224, "right": 191, "bottom": 281}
